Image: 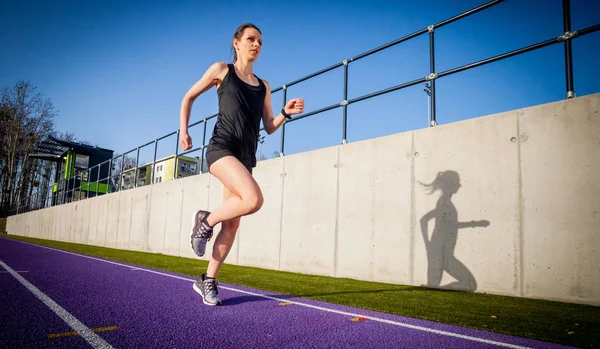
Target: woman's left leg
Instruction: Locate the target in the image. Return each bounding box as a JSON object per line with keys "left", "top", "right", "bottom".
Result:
{"left": 206, "top": 186, "right": 242, "bottom": 278}
{"left": 193, "top": 186, "right": 243, "bottom": 306}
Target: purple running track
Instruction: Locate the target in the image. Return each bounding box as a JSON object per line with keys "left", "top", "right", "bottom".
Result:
{"left": 0, "top": 237, "right": 574, "bottom": 349}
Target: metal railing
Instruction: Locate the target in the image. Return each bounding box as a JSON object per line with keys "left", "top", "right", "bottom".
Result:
{"left": 8, "top": 0, "right": 599, "bottom": 215}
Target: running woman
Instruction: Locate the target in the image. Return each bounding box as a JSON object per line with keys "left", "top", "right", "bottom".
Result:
{"left": 179, "top": 23, "right": 304, "bottom": 305}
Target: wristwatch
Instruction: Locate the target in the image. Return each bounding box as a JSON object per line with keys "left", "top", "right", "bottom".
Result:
{"left": 281, "top": 107, "right": 292, "bottom": 119}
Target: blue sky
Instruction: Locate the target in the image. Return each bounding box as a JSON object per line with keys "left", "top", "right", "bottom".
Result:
{"left": 1, "top": 0, "right": 599, "bottom": 165}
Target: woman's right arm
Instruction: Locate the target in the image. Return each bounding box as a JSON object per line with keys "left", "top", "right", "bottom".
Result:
{"left": 179, "top": 62, "right": 228, "bottom": 150}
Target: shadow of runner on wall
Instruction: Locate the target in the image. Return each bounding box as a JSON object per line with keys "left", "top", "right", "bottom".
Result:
{"left": 418, "top": 170, "right": 490, "bottom": 292}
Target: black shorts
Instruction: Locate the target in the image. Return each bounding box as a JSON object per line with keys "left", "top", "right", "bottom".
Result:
{"left": 205, "top": 143, "right": 253, "bottom": 175}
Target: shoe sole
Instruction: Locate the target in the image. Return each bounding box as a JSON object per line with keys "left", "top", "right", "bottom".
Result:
{"left": 193, "top": 282, "right": 221, "bottom": 306}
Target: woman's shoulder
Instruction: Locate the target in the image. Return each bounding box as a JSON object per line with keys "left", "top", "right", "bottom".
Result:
{"left": 207, "top": 61, "right": 230, "bottom": 75}
{"left": 204, "top": 62, "right": 231, "bottom": 86}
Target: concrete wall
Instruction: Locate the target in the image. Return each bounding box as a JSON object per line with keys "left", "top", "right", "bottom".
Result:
{"left": 7, "top": 93, "right": 600, "bottom": 306}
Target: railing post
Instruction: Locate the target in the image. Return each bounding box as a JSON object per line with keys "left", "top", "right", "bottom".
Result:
{"left": 73, "top": 170, "right": 78, "bottom": 201}
{"left": 562, "top": 0, "right": 575, "bottom": 98}
{"left": 78, "top": 170, "right": 82, "bottom": 200}
{"left": 107, "top": 158, "right": 112, "bottom": 194}
{"left": 134, "top": 148, "right": 140, "bottom": 188}
{"left": 424, "top": 82, "right": 432, "bottom": 127}
{"left": 428, "top": 24, "right": 438, "bottom": 127}
{"left": 62, "top": 178, "right": 67, "bottom": 204}
{"left": 342, "top": 60, "right": 349, "bottom": 144}
{"left": 119, "top": 154, "right": 124, "bottom": 191}
{"left": 201, "top": 119, "right": 207, "bottom": 173}
{"left": 280, "top": 85, "right": 287, "bottom": 157}
{"left": 96, "top": 164, "right": 100, "bottom": 196}
{"left": 173, "top": 130, "right": 180, "bottom": 180}
{"left": 71, "top": 171, "right": 76, "bottom": 202}
{"left": 87, "top": 168, "right": 91, "bottom": 199}
{"left": 151, "top": 140, "right": 158, "bottom": 185}
{"left": 67, "top": 170, "right": 75, "bottom": 202}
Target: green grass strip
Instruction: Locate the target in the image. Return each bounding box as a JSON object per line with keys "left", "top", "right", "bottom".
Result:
{"left": 4, "top": 235, "right": 599, "bottom": 348}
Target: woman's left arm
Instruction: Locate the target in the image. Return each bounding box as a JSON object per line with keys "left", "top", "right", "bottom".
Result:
{"left": 262, "top": 79, "right": 304, "bottom": 135}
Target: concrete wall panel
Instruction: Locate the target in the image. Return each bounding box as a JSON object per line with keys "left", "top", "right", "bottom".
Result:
{"left": 104, "top": 193, "right": 121, "bottom": 248}
{"left": 59, "top": 204, "right": 70, "bottom": 242}
{"left": 178, "top": 174, "right": 210, "bottom": 260}
{"left": 116, "top": 189, "right": 134, "bottom": 250}
{"left": 279, "top": 148, "right": 338, "bottom": 276}
{"left": 79, "top": 199, "right": 91, "bottom": 244}
{"left": 520, "top": 94, "right": 600, "bottom": 305}
{"left": 87, "top": 196, "right": 101, "bottom": 245}
{"left": 129, "top": 186, "right": 151, "bottom": 251}
{"left": 337, "top": 132, "right": 414, "bottom": 284}
{"left": 412, "top": 110, "right": 520, "bottom": 295}
{"left": 147, "top": 183, "right": 168, "bottom": 253}
{"left": 95, "top": 194, "right": 110, "bottom": 246}
{"left": 163, "top": 179, "right": 185, "bottom": 256}
{"left": 237, "top": 157, "right": 284, "bottom": 270}
{"left": 72, "top": 202, "right": 84, "bottom": 244}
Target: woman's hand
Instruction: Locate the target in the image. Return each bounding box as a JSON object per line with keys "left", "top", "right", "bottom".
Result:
{"left": 180, "top": 132, "right": 193, "bottom": 151}
{"left": 284, "top": 98, "right": 304, "bottom": 116}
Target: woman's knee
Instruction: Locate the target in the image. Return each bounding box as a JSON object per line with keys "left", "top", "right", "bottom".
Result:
{"left": 210, "top": 156, "right": 263, "bottom": 215}
{"left": 243, "top": 190, "right": 263, "bottom": 214}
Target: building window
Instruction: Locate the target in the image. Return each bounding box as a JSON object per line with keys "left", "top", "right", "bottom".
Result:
{"left": 75, "top": 154, "right": 89, "bottom": 169}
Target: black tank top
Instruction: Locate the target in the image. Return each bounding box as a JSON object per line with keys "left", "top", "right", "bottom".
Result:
{"left": 209, "top": 63, "right": 266, "bottom": 167}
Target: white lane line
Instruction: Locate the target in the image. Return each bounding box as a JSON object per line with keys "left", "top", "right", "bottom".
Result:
{"left": 0, "top": 270, "right": 28, "bottom": 273}
{"left": 0, "top": 259, "right": 114, "bottom": 349}
{"left": 8, "top": 239, "right": 533, "bottom": 349}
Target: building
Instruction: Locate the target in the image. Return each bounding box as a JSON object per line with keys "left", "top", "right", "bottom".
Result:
{"left": 29, "top": 136, "right": 114, "bottom": 205}
{"left": 121, "top": 155, "right": 206, "bottom": 189}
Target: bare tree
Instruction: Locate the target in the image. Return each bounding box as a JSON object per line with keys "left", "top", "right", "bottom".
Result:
{"left": 0, "top": 81, "right": 57, "bottom": 216}
{"left": 54, "top": 131, "right": 76, "bottom": 142}
{"left": 17, "top": 97, "right": 56, "bottom": 209}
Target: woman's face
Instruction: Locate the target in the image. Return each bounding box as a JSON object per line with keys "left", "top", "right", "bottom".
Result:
{"left": 235, "top": 28, "right": 262, "bottom": 62}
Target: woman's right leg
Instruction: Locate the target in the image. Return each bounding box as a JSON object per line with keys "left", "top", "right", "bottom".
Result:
{"left": 205, "top": 155, "right": 263, "bottom": 226}
{"left": 190, "top": 155, "right": 262, "bottom": 258}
